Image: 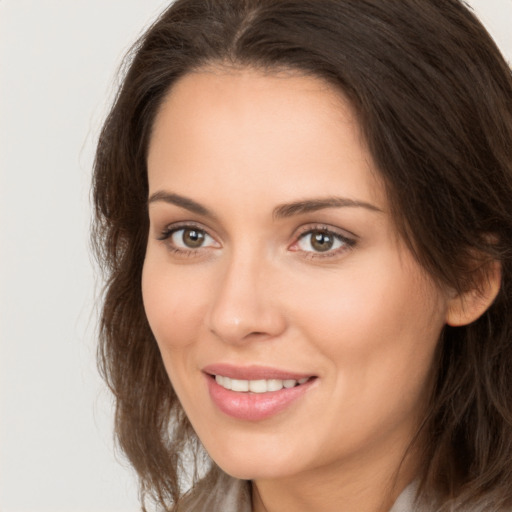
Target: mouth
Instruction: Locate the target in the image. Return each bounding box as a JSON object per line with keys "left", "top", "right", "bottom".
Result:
{"left": 210, "top": 374, "right": 313, "bottom": 393}
{"left": 202, "top": 365, "right": 317, "bottom": 421}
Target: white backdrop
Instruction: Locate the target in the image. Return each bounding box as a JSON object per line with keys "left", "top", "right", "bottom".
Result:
{"left": 0, "top": 1, "right": 511, "bottom": 511}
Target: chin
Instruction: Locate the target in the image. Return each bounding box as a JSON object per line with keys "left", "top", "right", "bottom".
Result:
{"left": 203, "top": 434, "right": 311, "bottom": 481}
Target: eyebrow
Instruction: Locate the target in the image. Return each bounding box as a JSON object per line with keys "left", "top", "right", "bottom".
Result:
{"left": 147, "top": 191, "right": 382, "bottom": 219}
{"left": 272, "top": 197, "right": 382, "bottom": 219}
{"left": 148, "top": 191, "right": 214, "bottom": 217}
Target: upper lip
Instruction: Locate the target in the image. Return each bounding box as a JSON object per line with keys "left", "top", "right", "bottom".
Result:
{"left": 202, "top": 363, "right": 314, "bottom": 381}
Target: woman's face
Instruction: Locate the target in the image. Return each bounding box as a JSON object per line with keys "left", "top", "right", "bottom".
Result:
{"left": 143, "top": 68, "right": 451, "bottom": 482}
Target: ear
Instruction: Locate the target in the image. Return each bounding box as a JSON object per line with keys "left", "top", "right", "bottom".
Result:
{"left": 446, "top": 260, "right": 501, "bottom": 327}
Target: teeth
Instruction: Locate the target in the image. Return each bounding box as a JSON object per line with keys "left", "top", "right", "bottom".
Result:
{"left": 249, "top": 379, "right": 268, "bottom": 393}
{"left": 215, "top": 375, "right": 310, "bottom": 393}
{"left": 267, "top": 379, "right": 284, "bottom": 392}
{"left": 231, "top": 378, "right": 249, "bottom": 392}
{"left": 215, "top": 375, "right": 232, "bottom": 390}
{"left": 283, "top": 379, "right": 296, "bottom": 389}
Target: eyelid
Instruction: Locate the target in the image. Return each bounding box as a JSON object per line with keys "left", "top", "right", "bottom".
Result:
{"left": 157, "top": 221, "right": 215, "bottom": 241}
{"left": 289, "top": 223, "right": 357, "bottom": 258}
{"left": 156, "top": 221, "right": 221, "bottom": 257}
{"left": 294, "top": 223, "right": 358, "bottom": 240}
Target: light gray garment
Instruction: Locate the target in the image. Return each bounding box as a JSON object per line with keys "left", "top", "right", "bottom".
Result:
{"left": 177, "top": 471, "right": 511, "bottom": 511}
{"left": 178, "top": 472, "right": 422, "bottom": 512}
{"left": 389, "top": 481, "right": 424, "bottom": 512}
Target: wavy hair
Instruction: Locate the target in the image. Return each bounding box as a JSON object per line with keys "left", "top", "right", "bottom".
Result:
{"left": 92, "top": 0, "right": 512, "bottom": 510}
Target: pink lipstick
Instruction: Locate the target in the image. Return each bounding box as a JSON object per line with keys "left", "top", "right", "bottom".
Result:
{"left": 203, "top": 364, "right": 317, "bottom": 421}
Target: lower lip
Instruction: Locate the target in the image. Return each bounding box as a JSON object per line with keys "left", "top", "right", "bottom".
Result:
{"left": 205, "top": 375, "right": 315, "bottom": 421}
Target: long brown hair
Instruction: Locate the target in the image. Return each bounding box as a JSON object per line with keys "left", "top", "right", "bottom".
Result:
{"left": 92, "top": 1, "right": 512, "bottom": 510}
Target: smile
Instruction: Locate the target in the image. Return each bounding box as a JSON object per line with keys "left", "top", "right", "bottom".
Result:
{"left": 214, "top": 375, "right": 310, "bottom": 393}
{"left": 203, "top": 366, "right": 317, "bottom": 421}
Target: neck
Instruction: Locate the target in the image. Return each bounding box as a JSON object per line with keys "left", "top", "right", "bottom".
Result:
{"left": 251, "top": 433, "right": 421, "bottom": 512}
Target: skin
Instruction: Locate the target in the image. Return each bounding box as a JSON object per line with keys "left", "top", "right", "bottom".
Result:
{"left": 142, "top": 68, "right": 455, "bottom": 512}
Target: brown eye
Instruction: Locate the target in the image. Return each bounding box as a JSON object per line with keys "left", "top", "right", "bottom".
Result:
{"left": 169, "top": 227, "right": 216, "bottom": 250}
{"left": 181, "top": 228, "right": 205, "bottom": 248}
{"left": 296, "top": 229, "right": 350, "bottom": 254}
{"left": 310, "top": 231, "right": 335, "bottom": 252}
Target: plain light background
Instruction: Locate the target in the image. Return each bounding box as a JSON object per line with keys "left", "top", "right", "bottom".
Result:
{"left": 0, "top": 1, "right": 511, "bottom": 511}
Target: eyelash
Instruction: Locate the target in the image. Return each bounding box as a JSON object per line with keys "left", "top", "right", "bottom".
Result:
{"left": 157, "top": 222, "right": 357, "bottom": 260}
{"left": 292, "top": 224, "right": 356, "bottom": 260}
{"left": 157, "top": 222, "right": 216, "bottom": 258}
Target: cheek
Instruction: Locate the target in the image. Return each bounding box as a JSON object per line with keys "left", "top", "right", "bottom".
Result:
{"left": 294, "top": 256, "right": 446, "bottom": 394}
{"left": 307, "top": 251, "right": 444, "bottom": 342}
{"left": 141, "top": 254, "right": 209, "bottom": 349}
{"left": 289, "top": 263, "right": 445, "bottom": 455}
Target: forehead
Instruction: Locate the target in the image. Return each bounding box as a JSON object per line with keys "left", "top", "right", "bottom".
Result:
{"left": 147, "top": 67, "right": 385, "bottom": 211}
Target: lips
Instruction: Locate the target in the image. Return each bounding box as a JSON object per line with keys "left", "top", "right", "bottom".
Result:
{"left": 203, "top": 364, "right": 317, "bottom": 421}
{"left": 202, "top": 363, "right": 313, "bottom": 381}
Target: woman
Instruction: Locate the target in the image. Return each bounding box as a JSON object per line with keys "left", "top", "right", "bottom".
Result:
{"left": 92, "top": 0, "right": 512, "bottom": 510}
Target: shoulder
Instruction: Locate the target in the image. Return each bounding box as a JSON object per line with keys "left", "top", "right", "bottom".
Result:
{"left": 390, "top": 481, "right": 512, "bottom": 512}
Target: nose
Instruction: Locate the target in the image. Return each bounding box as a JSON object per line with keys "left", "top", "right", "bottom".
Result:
{"left": 206, "top": 252, "right": 287, "bottom": 345}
